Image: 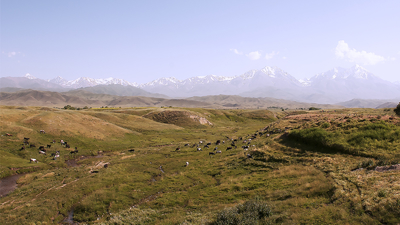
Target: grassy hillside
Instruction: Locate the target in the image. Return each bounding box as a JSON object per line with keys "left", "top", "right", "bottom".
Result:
{"left": 0, "top": 106, "right": 399, "bottom": 224}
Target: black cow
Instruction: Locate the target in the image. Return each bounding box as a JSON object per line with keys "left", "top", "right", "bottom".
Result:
{"left": 47, "top": 144, "right": 51, "bottom": 148}
{"left": 209, "top": 152, "right": 215, "bottom": 155}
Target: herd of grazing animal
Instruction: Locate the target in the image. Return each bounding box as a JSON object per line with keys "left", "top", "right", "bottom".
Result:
{"left": 174, "top": 128, "right": 279, "bottom": 166}
{"left": 9, "top": 129, "right": 80, "bottom": 163}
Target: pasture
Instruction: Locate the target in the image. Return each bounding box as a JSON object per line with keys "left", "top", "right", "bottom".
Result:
{"left": 0, "top": 105, "right": 399, "bottom": 224}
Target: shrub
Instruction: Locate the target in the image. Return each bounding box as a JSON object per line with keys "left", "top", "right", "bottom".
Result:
{"left": 213, "top": 198, "right": 272, "bottom": 225}
{"left": 395, "top": 103, "right": 400, "bottom": 116}
{"left": 309, "top": 107, "right": 320, "bottom": 111}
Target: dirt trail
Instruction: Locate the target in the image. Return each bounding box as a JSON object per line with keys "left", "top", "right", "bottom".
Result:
{"left": 0, "top": 174, "right": 22, "bottom": 198}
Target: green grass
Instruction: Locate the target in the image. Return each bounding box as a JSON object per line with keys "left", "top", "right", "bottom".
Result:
{"left": 0, "top": 106, "right": 399, "bottom": 224}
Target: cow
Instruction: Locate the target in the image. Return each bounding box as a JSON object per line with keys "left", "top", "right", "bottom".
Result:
{"left": 216, "top": 140, "right": 221, "bottom": 145}
{"left": 214, "top": 147, "right": 218, "bottom": 151}
{"left": 70, "top": 150, "right": 78, "bottom": 154}
{"left": 6, "top": 133, "right": 13, "bottom": 136}
{"left": 39, "top": 130, "right": 46, "bottom": 134}
{"left": 47, "top": 144, "right": 51, "bottom": 148}
{"left": 206, "top": 142, "right": 211, "bottom": 146}
{"left": 30, "top": 144, "right": 36, "bottom": 148}
{"left": 226, "top": 147, "right": 232, "bottom": 150}
{"left": 39, "top": 146, "right": 45, "bottom": 150}
{"left": 184, "top": 143, "right": 190, "bottom": 147}
{"left": 60, "top": 140, "right": 65, "bottom": 145}
{"left": 216, "top": 151, "right": 222, "bottom": 154}
{"left": 30, "top": 158, "right": 38, "bottom": 163}
{"left": 128, "top": 149, "right": 135, "bottom": 152}
{"left": 204, "top": 145, "right": 209, "bottom": 148}
{"left": 209, "top": 152, "right": 215, "bottom": 155}
{"left": 197, "top": 148, "right": 202, "bottom": 151}
{"left": 185, "top": 162, "right": 189, "bottom": 167}
{"left": 65, "top": 144, "right": 70, "bottom": 148}
{"left": 175, "top": 147, "right": 180, "bottom": 151}
{"left": 39, "top": 150, "right": 46, "bottom": 154}
{"left": 24, "top": 137, "right": 30, "bottom": 141}
{"left": 247, "top": 154, "right": 253, "bottom": 159}
{"left": 20, "top": 146, "right": 25, "bottom": 150}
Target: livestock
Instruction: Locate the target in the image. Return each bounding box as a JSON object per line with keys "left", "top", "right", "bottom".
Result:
{"left": 128, "top": 149, "right": 135, "bottom": 152}
{"left": 209, "top": 152, "right": 215, "bottom": 155}
{"left": 185, "top": 162, "right": 189, "bottom": 167}
{"left": 226, "top": 147, "right": 232, "bottom": 150}
{"left": 39, "top": 150, "right": 46, "bottom": 154}
{"left": 247, "top": 154, "right": 253, "bottom": 159}
{"left": 231, "top": 142, "right": 236, "bottom": 147}
{"left": 20, "top": 146, "right": 25, "bottom": 150}
{"left": 70, "top": 150, "right": 78, "bottom": 154}
{"left": 104, "top": 163, "right": 109, "bottom": 168}
{"left": 6, "top": 133, "right": 13, "bottom": 136}
{"left": 39, "top": 130, "right": 46, "bottom": 134}
{"left": 75, "top": 147, "right": 78, "bottom": 151}
{"left": 47, "top": 144, "right": 51, "bottom": 148}
{"left": 30, "top": 158, "right": 38, "bottom": 163}
{"left": 204, "top": 145, "right": 209, "bottom": 148}
{"left": 39, "top": 146, "right": 45, "bottom": 150}
{"left": 184, "top": 143, "right": 190, "bottom": 147}
{"left": 206, "top": 142, "right": 211, "bottom": 146}
{"left": 242, "top": 145, "right": 249, "bottom": 149}
{"left": 199, "top": 141, "right": 203, "bottom": 144}
{"left": 60, "top": 140, "right": 65, "bottom": 145}
{"left": 29, "top": 144, "right": 36, "bottom": 148}
{"left": 197, "top": 148, "right": 202, "bottom": 151}
{"left": 175, "top": 147, "right": 180, "bottom": 151}
{"left": 24, "top": 137, "right": 30, "bottom": 141}
{"left": 216, "top": 140, "right": 221, "bottom": 145}
{"left": 216, "top": 151, "right": 222, "bottom": 154}
{"left": 214, "top": 147, "right": 218, "bottom": 151}
{"left": 65, "top": 144, "right": 70, "bottom": 148}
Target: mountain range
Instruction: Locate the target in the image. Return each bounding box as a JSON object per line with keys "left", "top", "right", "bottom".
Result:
{"left": 1, "top": 65, "right": 399, "bottom": 105}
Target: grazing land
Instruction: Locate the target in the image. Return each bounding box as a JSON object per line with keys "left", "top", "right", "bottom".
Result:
{"left": 0, "top": 105, "right": 399, "bottom": 224}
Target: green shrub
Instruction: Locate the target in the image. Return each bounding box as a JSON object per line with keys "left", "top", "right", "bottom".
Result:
{"left": 395, "top": 103, "right": 400, "bottom": 116}
{"left": 213, "top": 198, "right": 272, "bottom": 225}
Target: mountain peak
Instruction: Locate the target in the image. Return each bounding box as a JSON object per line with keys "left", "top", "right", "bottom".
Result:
{"left": 24, "top": 73, "right": 37, "bottom": 79}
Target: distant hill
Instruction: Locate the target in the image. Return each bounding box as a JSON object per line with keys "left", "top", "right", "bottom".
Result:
{"left": 69, "top": 84, "right": 168, "bottom": 98}
{"left": 0, "top": 90, "right": 340, "bottom": 109}
{"left": 376, "top": 102, "right": 398, "bottom": 109}
{"left": 187, "top": 95, "right": 342, "bottom": 109}
{"left": 0, "top": 77, "right": 70, "bottom": 92}
{"left": 337, "top": 98, "right": 400, "bottom": 108}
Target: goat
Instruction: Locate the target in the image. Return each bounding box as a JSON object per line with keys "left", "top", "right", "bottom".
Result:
{"left": 30, "top": 158, "right": 38, "bottom": 163}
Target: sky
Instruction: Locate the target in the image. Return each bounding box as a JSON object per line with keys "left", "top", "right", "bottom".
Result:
{"left": 1, "top": 0, "right": 399, "bottom": 84}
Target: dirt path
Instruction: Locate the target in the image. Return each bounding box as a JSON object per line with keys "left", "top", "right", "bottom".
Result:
{"left": 0, "top": 174, "right": 22, "bottom": 198}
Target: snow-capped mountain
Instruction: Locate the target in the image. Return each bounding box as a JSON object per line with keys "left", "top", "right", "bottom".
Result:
{"left": 24, "top": 73, "right": 37, "bottom": 80}
{"left": 49, "top": 76, "right": 138, "bottom": 88}
{"left": 139, "top": 66, "right": 302, "bottom": 97}
{"left": 4, "top": 65, "right": 400, "bottom": 104}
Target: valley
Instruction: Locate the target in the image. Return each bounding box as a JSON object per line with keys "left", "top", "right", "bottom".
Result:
{"left": 0, "top": 105, "right": 399, "bottom": 224}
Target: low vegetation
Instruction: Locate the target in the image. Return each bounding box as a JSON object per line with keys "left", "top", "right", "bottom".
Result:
{"left": 0, "top": 105, "right": 399, "bottom": 224}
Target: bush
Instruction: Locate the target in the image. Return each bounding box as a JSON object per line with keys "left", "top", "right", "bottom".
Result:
{"left": 395, "top": 103, "right": 400, "bottom": 116}
{"left": 309, "top": 107, "right": 320, "bottom": 111}
{"left": 213, "top": 198, "right": 272, "bottom": 225}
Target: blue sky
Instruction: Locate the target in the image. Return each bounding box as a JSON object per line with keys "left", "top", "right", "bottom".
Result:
{"left": 1, "top": 0, "right": 399, "bottom": 83}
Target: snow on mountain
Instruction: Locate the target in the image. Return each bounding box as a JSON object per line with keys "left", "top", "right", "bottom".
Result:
{"left": 24, "top": 73, "right": 37, "bottom": 80}
{"left": 49, "top": 77, "right": 138, "bottom": 88}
